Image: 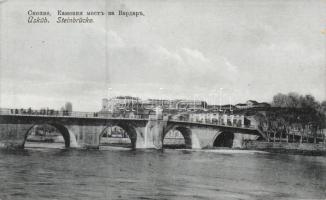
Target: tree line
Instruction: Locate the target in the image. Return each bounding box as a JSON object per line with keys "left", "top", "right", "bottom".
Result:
{"left": 262, "top": 92, "right": 326, "bottom": 137}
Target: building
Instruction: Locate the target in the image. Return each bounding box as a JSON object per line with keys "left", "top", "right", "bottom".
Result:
{"left": 101, "top": 96, "right": 141, "bottom": 113}
{"left": 142, "top": 99, "right": 173, "bottom": 110}
{"left": 253, "top": 102, "right": 271, "bottom": 109}
{"left": 187, "top": 110, "right": 245, "bottom": 127}
{"left": 174, "top": 100, "right": 207, "bottom": 110}
{"left": 102, "top": 97, "right": 209, "bottom": 113}
{"left": 235, "top": 100, "right": 271, "bottom": 110}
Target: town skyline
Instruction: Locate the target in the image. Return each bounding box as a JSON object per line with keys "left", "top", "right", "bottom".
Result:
{"left": 2, "top": 91, "right": 324, "bottom": 112}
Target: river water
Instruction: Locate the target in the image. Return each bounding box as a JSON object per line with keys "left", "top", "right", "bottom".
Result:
{"left": 0, "top": 147, "right": 325, "bottom": 200}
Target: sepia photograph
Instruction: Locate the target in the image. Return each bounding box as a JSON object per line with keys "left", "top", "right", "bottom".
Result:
{"left": 0, "top": 0, "right": 325, "bottom": 199}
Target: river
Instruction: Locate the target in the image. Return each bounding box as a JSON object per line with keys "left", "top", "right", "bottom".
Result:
{"left": 0, "top": 147, "right": 325, "bottom": 200}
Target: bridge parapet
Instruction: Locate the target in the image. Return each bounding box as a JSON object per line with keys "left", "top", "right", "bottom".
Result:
{"left": 168, "top": 118, "right": 258, "bottom": 130}
{"left": 0, "top": 108, "right": 150, "bottom": 120}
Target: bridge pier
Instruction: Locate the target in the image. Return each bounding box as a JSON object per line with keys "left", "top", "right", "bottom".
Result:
{"left": 0, "top": 123, "right": 32, "bottom": 148}
{"left": 67, "top": 125, "right": 106, "bottom": 149}
{"left": 135, "top": 119, "right": 167, "bottom": 149}
{"left": 190, "top": 128, "right": 219, "bottom": 149}
{"left": 232, "top": 133, "right": 260, "bottom": 148}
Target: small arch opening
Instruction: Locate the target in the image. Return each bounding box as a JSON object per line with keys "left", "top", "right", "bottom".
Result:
{"left": 213, "top": 132, "right": 234, "bottom": 148}
{"left": 99, "top": 125, "right": 135, "bottom": 150}
{"left": 163, "top": 127, "right": 192, "bottom": 149}
{"left": 24, "top": 124, "right": 70, "bottom": 149}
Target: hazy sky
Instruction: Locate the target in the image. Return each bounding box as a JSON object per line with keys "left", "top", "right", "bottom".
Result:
{"left": 0, "top": 0, "right": 325, "bottom": 111}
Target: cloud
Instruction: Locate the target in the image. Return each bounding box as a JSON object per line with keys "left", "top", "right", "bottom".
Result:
{"left": 104, "top": 36, "right": 240, "bottom": 93}
{"left": 181, "top": 48, "right": 210, "bottom": 63}
{"left": 223, "top": 57, "right": 238, "bottom": 73}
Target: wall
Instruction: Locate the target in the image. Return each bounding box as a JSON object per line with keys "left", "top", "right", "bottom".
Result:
{"left": 191, "top": 127, "right": 219, "bottom": 149}
{"left": 244, "top": 141, "right": 326, "bottom": 151}
{"left": 232, "top": 133, "right": 259, "bottom": 148}
{"left": 0, "top": 123, "right": 32, "bottom": 148}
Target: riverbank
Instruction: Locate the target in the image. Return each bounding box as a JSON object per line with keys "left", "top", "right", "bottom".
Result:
{"left": 244, "top": 141, "right": 326, "bottom": 156}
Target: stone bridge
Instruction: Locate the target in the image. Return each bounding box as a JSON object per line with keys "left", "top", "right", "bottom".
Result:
{"left": 163, "top": 120, "right": 266, "bottom": 148}
{"left": 0, "top": 110, "right": 266, "bottom": 149}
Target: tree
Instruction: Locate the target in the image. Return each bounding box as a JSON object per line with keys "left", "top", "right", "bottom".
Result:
{"left": 321, "top": 101, "right": 326, "bottom": 113}
{"left": 300, "top": 95, "right": 318, "bottom": 109}
{"left": 272, "top": 92, "right": 319, "bottom": 109}
{"left": 272, "top": 93, "right": 288, "bottom": 107}
{"left": 287, "top": 92, "right": 301, "bottom": 108}
{"left": 268, "top": 93, "right": 326, "bottom": 139}
{"left": 65, "top": 102, "right": 73, "bottom": 112}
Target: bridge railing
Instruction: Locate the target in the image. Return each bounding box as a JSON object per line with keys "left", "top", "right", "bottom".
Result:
{"left": 168, "top": 117, "right": 258, "bottom": 129}
{"left": 0, "top": 108, "right": 149, "bottom": 120}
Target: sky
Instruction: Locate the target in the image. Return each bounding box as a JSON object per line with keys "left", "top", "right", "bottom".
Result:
{"left": 0, "top": 0, "right": 325, "bottom": 111}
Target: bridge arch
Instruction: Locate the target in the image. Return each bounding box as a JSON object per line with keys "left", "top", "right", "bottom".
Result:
{"left": 99, "top": 122, "right": 137, "bottom": 149}
{"left": 23, "top": 123, "right": 71, "bottom": 148}
{"left": 213, "top": 131, "right": 234, "bottom": 148}
{"left": 163, "top": 125, "right": 192, "bottom": 149}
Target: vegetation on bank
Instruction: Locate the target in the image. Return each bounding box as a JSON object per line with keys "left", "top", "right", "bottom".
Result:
{"left": 245, "top": 92, "right": 326, "bottom": 139}
{"left": 272, "top": 93, "right": 325, "bottom": 126}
